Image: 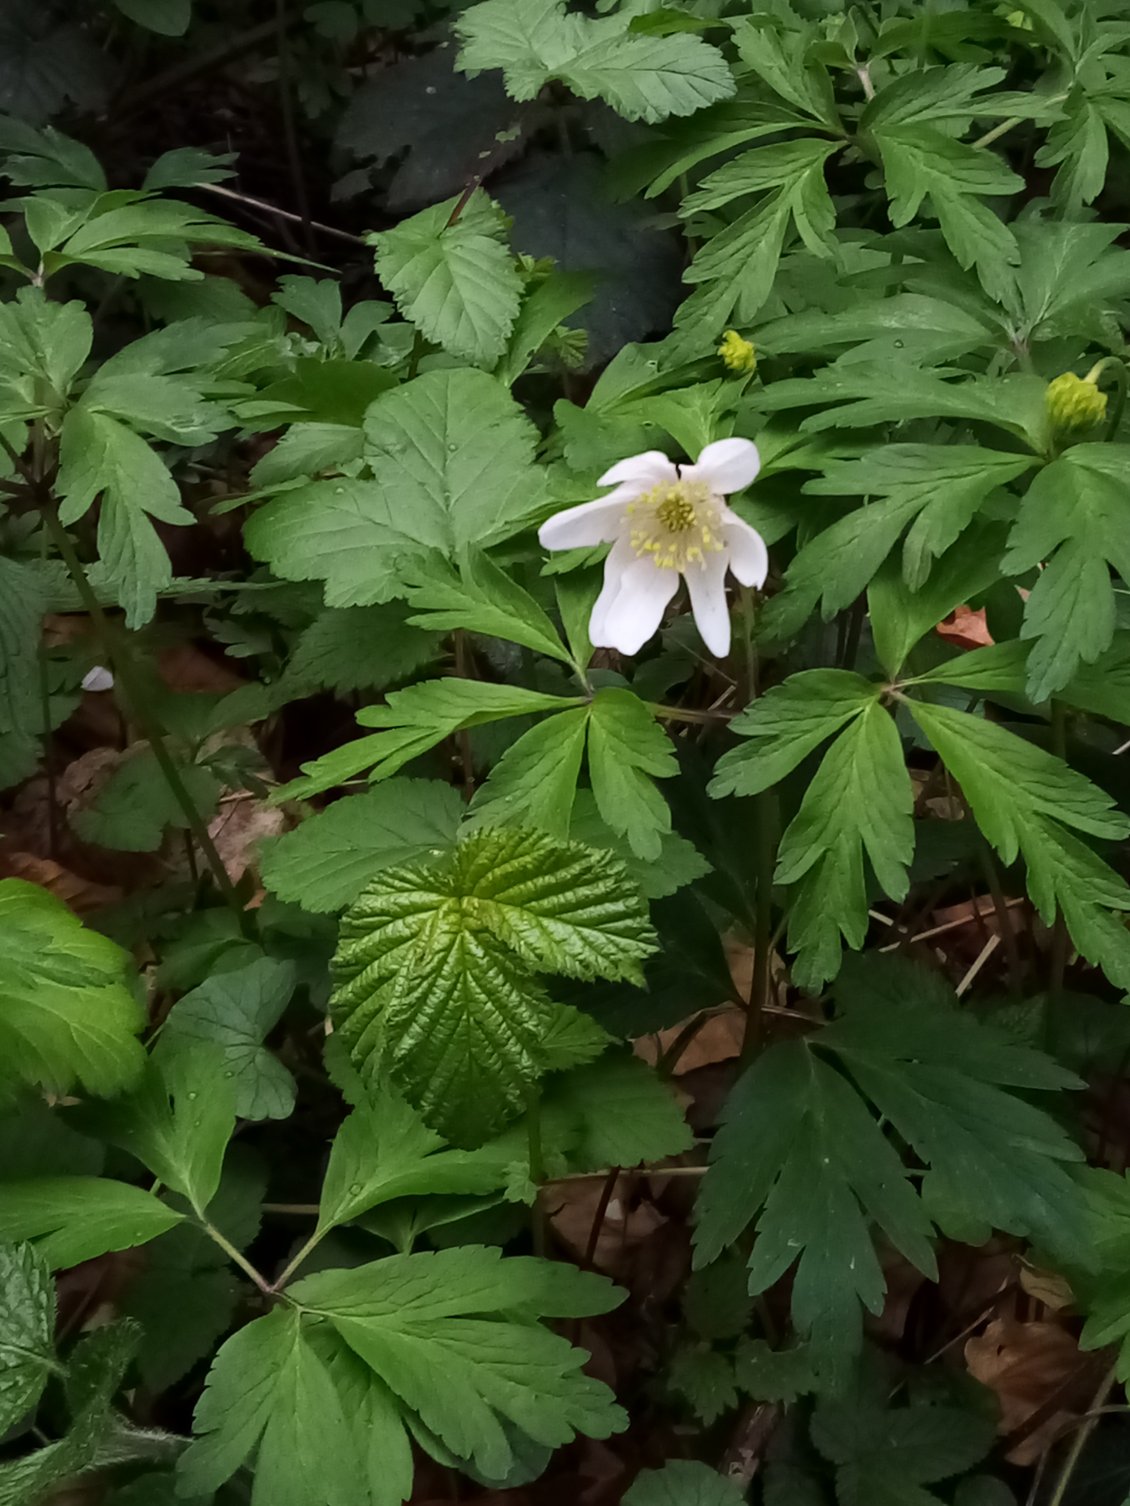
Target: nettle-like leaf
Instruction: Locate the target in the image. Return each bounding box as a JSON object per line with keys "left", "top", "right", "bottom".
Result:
{"left": 371, "top": 191, "right": 522, "bottom": 368}
{"left": 0, "top": 878, "right": 146, "bottom": 1101}
{"left": 331, "top": 827, "right": 655, "bottom": 1143}
{"left": 624, "top": 1461, "right": 745, "bottom": 1506}
{"left": 245, "top": 369, "right": 548, "bottom": 607}
{"left": 694, "top": 956, "right": 1084, "bottom": 1373}
{"left": 0, "top": 1242, "right": 56, "bottom": 1432}
{"left": 1003, "top": 444, "right": 1130, "bottom": 701}
{"left": 908, "top": 700, "right": 1130, "bottom": 990}
{"left": 456, "top": 0, "right": 734, "bottom": 124}
{"left": 179, "top": 1249, "right": 625, "bottom": 1506}
{"left": 711, "top": 673, "right": 913, "bottom": 990}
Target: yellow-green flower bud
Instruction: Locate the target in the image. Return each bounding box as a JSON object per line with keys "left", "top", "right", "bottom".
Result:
{"left": 1045, "top": 370, "right": 1108, "bottom": 433}
{"left": 1004, "top": 9, "right": 1034, "bottom": 30}
{"left": 718, "top": 329, "right": 757, "bottom": 375}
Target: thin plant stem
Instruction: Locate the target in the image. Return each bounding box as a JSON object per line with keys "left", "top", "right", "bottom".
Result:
{"left": 200, "top": 1219, "right": 274, "bottom": 1296}
{"left": 1045, "top": 1361, "right": 1120, "bottom": 1506}
{"left": 270, "top": 1228, "right": 327, "bottom": 1292}
{"left": 741, "top": 790, "right": 777, "bottom": 1067}
{"left": 40, "top": 502, "right": 254, "bottom": 937}
{"left": 275, "top": 0, "right": 313, "bottom": 254}
{"left": 526, "top": 1089, "right": 548, "bottom": 1257}
{"left": 582, "top": 1167, "right": 620, "bottom": 1270}
{"left": 975, "top": 831, "right": 1023, "bottom": 992}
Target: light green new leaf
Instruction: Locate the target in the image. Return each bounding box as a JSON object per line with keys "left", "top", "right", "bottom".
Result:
{"left": 291, "top": 1248, "right": 625, "bottom": 1478}
{"left": 56, "top": 408, "right": 192, "bottom": 628}
{"left": 909, "top": 700, "right": 1130, "bottom": 988}
{"left": 710, "top": 670, "right": 878, "bottom": 799}
{"left": 158, "top": 958, "right": 297, "bottom": 1121}
{"left": 404, "top": 549, "right": 572, "bottom": 665}
{"left": 262, "top": 780, "right": 464, "bottom": 913}
{"left": 0, "top": 1178, "right": 182, "bottom": 1268}
{"left": 331, "top": 827, "right": 654, "bottom": 1142}
{"left": 587, "top": 689, "right": 677, "bottom": 861}
{"left": 0, "top": 878, "right": 145, "bottom": 1101}
{"left": 91, "top": 1048, "right": 237, "bottom": 1215}
{"left": 0, "top": 1243, "right": 55, "bottom": 1431}
{"left": 372, "top": 192, "right": 521, "bottom": 367}
{"left": 1003, "top": 445, "right": 1130, "bottom": 701}
{"left": 456, "top": 0, "right": 733, "bottom": 123}
{"left": 317, "top": 1088, "right": 511, "bottom": 1234}
{"left": 624, "top": 1461, "right": 745, "bottom": 1506}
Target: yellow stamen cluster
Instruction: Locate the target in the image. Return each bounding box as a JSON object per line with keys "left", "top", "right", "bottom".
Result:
{"left": 628, "top": 479, "right": 724, "bottom": 571}
{"left": 718, "top": 329, "right": 757, "bottom": 374}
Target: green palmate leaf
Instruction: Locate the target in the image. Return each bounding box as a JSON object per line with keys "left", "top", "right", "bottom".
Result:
{"left": 372, "top": 192, "right": 522, "bottom": 367}
{"left": 263, "top": 780, "right": 464, "bottom": 913}
{"left": 695, "top": 957, "right": 1083, "bottom": 1369}
{"left": 456, "top": 0, "right": 733, "bottom": 123}
{"left": 871, "top": 122, "right": 1023, "bottom": 295}
{"left": 157, "top": 957, "right": 297, "bottom": 1121}
{"left": 404, "top": 549, "right": 572, "bottom": 665}
{"left": 246, "top": 369, "right": 548, "bottom": 606}
{"left": 586, "top": 689, "right": 677, "bottom": 861}
{"left": 286, "top": 605, "right": 441, "bottom": 696}
{"left": 317, "top": 1087, "right": 512, "bottom": 1235}
{"left": 623, "top": 1461, "right": 745, "bottom": 1506}
{"left": 1002, "top": 445, "right": 1130, "bottom": 701}
{"left": 811, "top": 1388, "right": 995, "bottom": 1506}
{"left": 0, "top": 878, "right": 145, "bottom": 1101}
{"left": 786, "top": 447, "right": 1034, "bottom": 622}
{"left": 908, "top": 701, "right": 1130, "bottom": 989}
{"left": 469, "top": 707, "right": 591, "bottom": 839}
{"left": 181, "top": 1249, "right": 624, "bottom": 1503}
{"left": 331, "top": 827, "right": 654, "bottom": 1142}
{"left": 710, "top": 670, "right": 880, "bottom": 798}
{"left": 69, "top": 746, "right": 222, "bottom": 853}
{"left": 0, "top": 557, "right": 44, "bottom": 740}
{"left": 0, "top": 1178, "right": 182, "bottom": 1268}
{"left": 285, "top": 678, "right": 578, "bottom": 800}
{"left": 0, "top": 1243, "right": 56, "bottom": 1431}
{"left": 56, "top": 408, "right": 192, "bottom": 628}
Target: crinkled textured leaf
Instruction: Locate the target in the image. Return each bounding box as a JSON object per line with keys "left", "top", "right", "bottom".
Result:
{"left": 157, "top": 958, "right": 297, "bottom": 1121}
{"left": 1003, "top": 445, "right": 1130, "bottom": 700}
{"left": 0, "top": 558, "right": 44, "bottom": 741}
{"left": 286, "top": 604, "right": 440, "bottom": 696}
{"left": 0, "top": 878, "right": 145, "bottom": 1101}
{"left": 372, "top": 192, "right": 522, "bottom": 367}
{"left": 331, "top": 828, "right": 654, "bottom": 1142}
{"left": 0, "top": 1178, "right": 181, "bottom": 1269}
{"left": 263, "top": 780, "right": 464, "bottom": 913}
{"left": 0, "top": 1243, "right": 55, "bottom": 1431}
{"left": 909, "top": 700, "right": 1130, "bottom": 989}
{"left": 456, "top": 0, "right": 733, "bottom": 123}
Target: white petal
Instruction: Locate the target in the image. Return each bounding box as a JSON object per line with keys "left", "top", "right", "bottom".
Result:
{"left": 597, "top": 449, "right": 678, "bottom": 489}
{"left": 81, "top": 665, "right": 115, "bottom": 693}
{"left": 684, "top": 552, "right": 732, "bottom": 657}
{"left": 539, "top": 490, "right": 631, "bottom": 550}
{"left": 722, "top": 514, "right": 769, "bottom": 588}
{"left": 682, "top": 437, "right": 761, "bottom": 495}
{"left": 589, "top": 536, "right": 634, "bottom": 645}
{"left": 593, "top": 557, "right": 679, "bottom": 655}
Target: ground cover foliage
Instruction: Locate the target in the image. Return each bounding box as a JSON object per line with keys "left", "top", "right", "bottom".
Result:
{"left": 6, "top": 1, "right": 1130, "bottom": 1502}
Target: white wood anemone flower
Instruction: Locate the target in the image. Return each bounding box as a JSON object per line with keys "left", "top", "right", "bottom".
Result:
{"left": 538, "top": 438, "right": 767, "bottom": 658}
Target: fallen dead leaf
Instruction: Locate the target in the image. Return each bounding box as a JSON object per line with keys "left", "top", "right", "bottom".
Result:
{"left": 1018, "top": 1263, "right": 1077, "bottom": 1313}
{"left": 965, "top": 1317, "right": 1088, "bottom": 1464}
{"left": 207, "top": 794, "right": 287, "bottom": 886}
{"left": 937, "top": 605, "right": 994, "bottom": 650}
{"left": 634, "top": 1008, "right": 745, "bottom": 1075}
{"left": 547, "top": 1178, "right": 667, "bottom": 1278}
{"left": 158, "top": 641, "right": 247, "bottom": 696}
{"left": 0, "top": 852, "right": 121, "bottom": 913}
